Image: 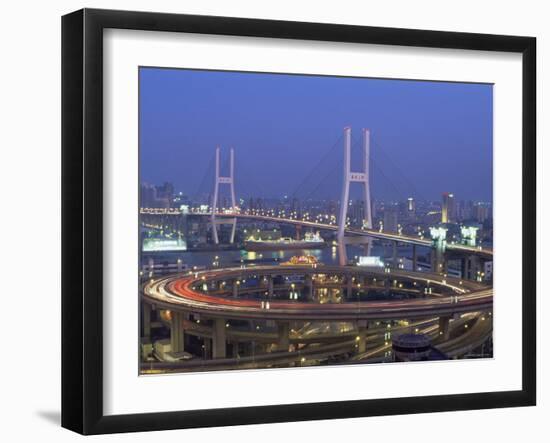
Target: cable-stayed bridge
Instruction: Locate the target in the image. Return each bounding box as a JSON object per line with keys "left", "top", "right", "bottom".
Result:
{"left": 139, "top": 127, "right": 493, "bottom": 370}
{"left": 141, "top": 126, "right": 492, "bottom": 274}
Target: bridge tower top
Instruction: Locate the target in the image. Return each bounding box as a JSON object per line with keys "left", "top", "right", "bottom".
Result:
{"left": 211, "top": 147, "right": 237, "bottom": 244}
{"left": 337, "top": 127, "right": 373, "bottom": 265}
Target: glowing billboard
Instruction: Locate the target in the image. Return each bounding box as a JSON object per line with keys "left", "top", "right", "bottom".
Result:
{"left": 357, "top": 256, "right": 384, "bottom": 267}
{"left": 142, "top": 238, "right": 187, "bottom": 252}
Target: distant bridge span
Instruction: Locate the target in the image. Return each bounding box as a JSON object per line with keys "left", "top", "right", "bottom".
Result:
{"left": 140, "top": 209, "right": 493, "bottom": 259}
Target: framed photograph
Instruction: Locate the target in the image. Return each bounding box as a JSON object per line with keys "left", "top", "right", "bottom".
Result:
{"left": 62, "top": 8, "right": 536, "bottom": 435}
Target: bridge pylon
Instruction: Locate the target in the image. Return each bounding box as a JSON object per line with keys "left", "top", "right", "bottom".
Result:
{"left": 337, "top": 127, "right": 373, "bottom": 266}
{"left": 211, "top": 147, "right": 237, "bottom": 244}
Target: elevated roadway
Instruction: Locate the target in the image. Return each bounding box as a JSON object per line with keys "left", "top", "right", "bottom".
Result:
{"left": 143, "top": 265, "right": 492, "bottom": 321}
{"left": 139, "top": 209, "right": 494, "bottom": 259}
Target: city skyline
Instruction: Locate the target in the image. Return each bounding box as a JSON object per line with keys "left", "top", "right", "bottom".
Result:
{"left": 139, "top": 66, "right": 494, "bottom": 374}
{"left": 139, "top": 67, "right": 493, "bottom": 202}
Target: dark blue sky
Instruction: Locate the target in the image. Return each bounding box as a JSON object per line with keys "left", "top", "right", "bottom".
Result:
{"left": 139, "top": 67, "right": 493, "bottom": 202}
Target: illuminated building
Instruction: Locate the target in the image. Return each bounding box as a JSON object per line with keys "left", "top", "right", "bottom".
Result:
{"left": 460, "top": 225, "right": 479, "bottom": 247}
{"left": 441, "top": 192, "right": 455, "bottom": 223}
{"left": 430, "top": 226, "right": 447, "bottom": 272}
{"left": 474, "top": 202, "right": 492, "bottom": 223}
{"left": 383, "top": 205, "right": 399, "bottom": 233}
{"left": 140, "top": 182, "right": 174, "bottom": 208}
{"left": 350, "top": 199, "right": 365, "bottom": 227}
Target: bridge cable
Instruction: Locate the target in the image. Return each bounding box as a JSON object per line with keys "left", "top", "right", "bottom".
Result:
{"left": 193, "top": 151, "right": 215, "bottom": 204}
{"left": 299, "top": 153, "right": 343, "bottom": 202}
{"left": 371, "top": 138, "right": 429, "bottom": 202}
{"left": 289, "top": 133, "right": 343, "bottom": 200}
{"left": 349, "top": 134, "right": 405, "bottom": 201}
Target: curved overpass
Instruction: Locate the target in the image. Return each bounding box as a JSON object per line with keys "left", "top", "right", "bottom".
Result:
{"left": 143, "top": 265, "right": 492, "bottom": 321}
{"left": 141, "top": 313, "right": 489, "bottom": 372}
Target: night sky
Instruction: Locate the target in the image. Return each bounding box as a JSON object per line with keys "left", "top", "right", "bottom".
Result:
{"left": 139, "top": 67, "right": 493, "bottom": 202}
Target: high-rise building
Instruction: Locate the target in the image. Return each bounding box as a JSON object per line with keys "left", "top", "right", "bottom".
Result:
{"left": 349, "top": 200, "right": 365, "bottom": 227}
{"left": 140, "top": 183, "right": 157, "bottom": 208}
{"left": 474, "top": 202, "right": 492, "bottom": 223}
{"left": 140, "top": 182, "right": 174, "bottom": 208}
{"left": 456, "top": 200, "right": 464, "bottom": 221}
{"left": 156, "top": 182, "right": 175, "bottom": 208}
{"left": 441, "top": 192, "right": 456, "bottom": 223}
{"left": 157, "top": 182, "right": 174, "bottom": 199}
{"left": 464, "top": 200, "right": 474, "bottom": 220}
{"left": 406, "top": 197, "right": 416, "bottom": 220}
{"left": 291, "top": 197, "right": 301, "bottom": 216}
{"left": 383, "top": 205, "right": 399, "bottom": 233}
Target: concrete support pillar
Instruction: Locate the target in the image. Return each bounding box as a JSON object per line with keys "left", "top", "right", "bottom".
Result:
{"left": 204, "top": 338, "right": 212, "bottom": 359}
{"left": 177, "top": 258, "right": 183, "bottom": 273}
{"left": 337, "top": 241, "right": 347, "bottom": 267}
{"left": 465, "top": 255, "right": 481, "bottom": 281}
{"left": 304, "top": 274, "right": 313, "bottom": 300}
{"left": 392, "top": 241, "right": 398, "bottom": 267}
{"left": 384, "top": 277, "right": 390, "bottom": 295}
{"left": 233, "top": 280, "right": 239, "bottom": 297}
{"left": 212, "top": 318, "right": 227, "bottom": 359}
{"left": 363, "top": 238, "right": 372, "bottom": 257}
{"left": 277, "top": 322, "right": 290, "bottom": 352}
{"left": 439, "top": 316, "right": 451, "bottom": 341}
{"left": 357, "top": 320, "right": 368, "bottom": 353}
{"left": 142, "top": 302, "right": 151, "bottom": 339}
{"left": 231, "top": 342, "right": 239, "bottom": 358}
{"left": 460, "top": 257, "right": 467, "bottom": 279}
{"left": 268, "top": 276, "right": 274, "bottom": 298}
{"left": 412, "top": 244, "right": 418, "bottom": 271}
{"left": 346, "top": 275, "right": 353, "bottom": 298}
{"left": 229, "top": 218, "right": 237, "bottom": 245}
{"left": 466, "top": 256, "right": 473, "bottom": 280}
{"left": 170, "top": 311, "right": 185, "bottom": 353}
{"left": 431, "top": 249, "right": 446, "bottom": 274}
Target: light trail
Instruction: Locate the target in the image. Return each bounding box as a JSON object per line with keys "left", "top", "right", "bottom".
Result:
{"left": 143, "top": 265, "right": 492, "bottom": 321}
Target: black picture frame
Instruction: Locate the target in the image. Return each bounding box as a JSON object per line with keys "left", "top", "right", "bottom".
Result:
{"left": 62, "top": 8, "right": 536, "bottom": 435}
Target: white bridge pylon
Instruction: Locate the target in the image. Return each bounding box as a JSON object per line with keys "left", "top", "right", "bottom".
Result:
{"left": 211, "top": 147, "right": 237, "bottom": 244}
{"left": 337, "top": 127, "right": 373, "bottom": 266}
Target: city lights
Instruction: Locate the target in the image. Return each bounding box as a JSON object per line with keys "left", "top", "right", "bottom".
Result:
{"left": 138, "top": 69, "right": 493, "bottom": 375}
